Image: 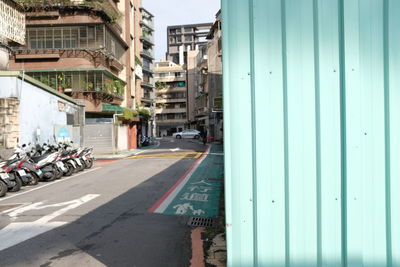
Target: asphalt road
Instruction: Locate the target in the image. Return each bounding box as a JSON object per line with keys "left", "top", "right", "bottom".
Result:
{"left": 0, "top": 138, "right": 206, "bottom": 267}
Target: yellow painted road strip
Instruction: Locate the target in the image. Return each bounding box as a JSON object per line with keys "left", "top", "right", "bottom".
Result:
{"left": 127, "top": 152, "right": 202, "bottom": 159}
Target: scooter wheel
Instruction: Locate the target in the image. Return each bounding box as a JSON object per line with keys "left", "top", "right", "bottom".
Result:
{"left": 64, "top": 163, "right": 73, "bottom": 176}
{"left": 85, "top": 159, "right": 93, "bottom": 169}
{"left": 29, "top": 173, "right": 39, "bottom": 185}
{"left": 9, "top": 176, "right": 22, "bottom": 192}
{"left": 53, "top": 165, "right": 63, "bottom": 179}
{"left": 0, "top": 180, "right": 7, "bottom": 197}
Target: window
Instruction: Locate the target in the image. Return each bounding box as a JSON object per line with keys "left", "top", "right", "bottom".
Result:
{"left": 62, "top": 27, "right": 71, "bottom": 48}
{"left": 184, "top": 35, "right": 193, "bottom": 42}
{"left": 79, "top": 26, "right": 87, "bottom": 48}
{"left": 45, "top": 28, "right": 53, "bottom": 49}
{"left": 175, "top": 72, "right": 183, "bottom": 77}
{"left": 36, "top": 28, "right": 44, "bottom": 49}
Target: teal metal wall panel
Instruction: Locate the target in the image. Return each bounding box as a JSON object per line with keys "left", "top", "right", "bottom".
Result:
{"left": 222, "top": 0, "right": 400, "bottom": 266}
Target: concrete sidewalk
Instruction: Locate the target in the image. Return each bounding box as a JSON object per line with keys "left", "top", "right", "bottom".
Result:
{"left": 94, "top": 141, "right": 160, "bottom": 160}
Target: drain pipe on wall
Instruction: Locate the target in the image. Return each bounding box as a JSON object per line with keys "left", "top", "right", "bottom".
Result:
{"left": 113, "top": 113, "right": 123, "bottom": 125}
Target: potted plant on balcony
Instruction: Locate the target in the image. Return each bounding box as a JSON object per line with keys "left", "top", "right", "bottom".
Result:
{"left": 114, "top": 79, "right": 123, "bottom": 96}
{"left": 104, "top": 79, "right": 114, "bottom": 97}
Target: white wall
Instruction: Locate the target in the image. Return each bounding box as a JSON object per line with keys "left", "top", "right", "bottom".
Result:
{"left": 0, "top": 76, "right": 79, "bottom": 145}
{"left": 117, "top": 125, "right": 128, "bottom": 151}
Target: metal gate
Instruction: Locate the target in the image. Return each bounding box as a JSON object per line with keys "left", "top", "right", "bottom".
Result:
{"left": 83, "top": 124, "right": 114, "bottom": 154}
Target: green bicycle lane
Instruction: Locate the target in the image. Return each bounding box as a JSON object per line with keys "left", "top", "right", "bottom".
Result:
{"left": 148, "top": 144, "right": 224, "bottom": 218}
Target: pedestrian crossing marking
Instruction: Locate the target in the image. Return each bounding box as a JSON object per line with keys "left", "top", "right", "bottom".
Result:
{"left": 127, "top": 152, "right": 202, "bottom": 159}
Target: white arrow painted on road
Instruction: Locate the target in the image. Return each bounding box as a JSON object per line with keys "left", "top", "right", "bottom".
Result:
{"left": 170, "top": 148, "right": 180, "bottom": 152}
{"left": 0, "top": 194, "right": 100, "bottom": 251}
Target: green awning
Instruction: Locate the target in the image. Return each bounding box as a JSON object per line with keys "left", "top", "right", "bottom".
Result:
{"left": 102, "top": 104, "right": 124, "bottom": 112}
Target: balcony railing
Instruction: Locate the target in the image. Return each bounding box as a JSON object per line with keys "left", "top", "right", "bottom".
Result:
{"left": 140, "top": 50, "right": 154, "bottom": 60}
{"left": 156, "top": 98, "right": 186, "bottom": 104}
{"left": 140, "top": 35, "right": 154, "bottom": 46}
{"left": 26, "top": 69, "right": 125, "bottom": 100}
{"left": 15, "top": 0, "right": 122, "bottom": 23}
{"left": 140, "top": 18, "right": 154, "bottom": 31}
{"left": 142, "top": 65, "right": 154, "bottom": 74}
{"left": 155, "top": 108, "right": 186, "bottom": 114}
{"left": 155, "top": 118, "right": 187, "bottom": 124}
{"left": 141, "top": 81, "right": 154, "bottom": 89}
{"left": 156, "top": 87, "right": 186, "bottom": 94}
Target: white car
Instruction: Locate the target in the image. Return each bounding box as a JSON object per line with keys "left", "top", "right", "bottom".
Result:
{"left": 173, "top": 129, "right": 201, "bottom": 139}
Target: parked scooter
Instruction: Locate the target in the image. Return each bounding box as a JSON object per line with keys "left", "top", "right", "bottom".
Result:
{"left": 0, "top": 144, "right": 41, "bottom": 186}
{"left": 0, "top": 170, "right": 21, "bottom": 192}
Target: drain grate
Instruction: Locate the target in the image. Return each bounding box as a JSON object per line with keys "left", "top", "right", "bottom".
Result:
{"left": 188, "top": 217, "right": 216, "bottom": 227}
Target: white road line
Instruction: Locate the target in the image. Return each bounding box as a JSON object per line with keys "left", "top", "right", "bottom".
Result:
{"left": 170, "top": 148, "right": 180, "bottom": 152}
{"left": 0, "top": 203, "right": 31, "bottom": 214}
{"left": 0, "top": 168, "right": 100, "bottom": 202}
{"left": 0, "top": 194, "right": 100, "bottom": 252}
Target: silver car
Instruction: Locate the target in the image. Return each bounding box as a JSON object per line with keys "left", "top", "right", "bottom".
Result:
{"left": 173, "top": 129, "right": 201, "bottom": 139}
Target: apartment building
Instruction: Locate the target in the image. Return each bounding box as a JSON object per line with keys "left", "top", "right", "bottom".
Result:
{"left": 139, "top": 7, "right": 155, "bottom": 108}
{"left": 9, "top": 0, "right": 139, "bottom": 119}
{"left": 154, "top": 61, "right": 187, "bottom": 137}
{"left": 186, "top": 10, "right": 222, "bottom": 141}
{"left": 206, "top": 10, "right": 222, "bottom": 140}
{"left": 0, "top": 0, "right": 25, "bottom": 70}
{"left": 166, "top": 23, "right": 212, "bottom": 66}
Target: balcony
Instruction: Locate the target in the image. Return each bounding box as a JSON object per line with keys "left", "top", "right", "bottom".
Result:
{"left": 156, "top": 98, "right": 186, "bottom": 104}
{"left": 140, "top": 18, "right": 154, "bottom": 31}
{"left": 142, "top": 65, "right": 154, "bottom": 74}
{"left": 155, "top": 108, "right": 186, "bottom": 114}
{"left": 155, "top": 76, "right": 186, "bottom": 83}
{"left": 15, "top": 0, "right": 122, "bottom": 23}
{"left": 156, "top": 118, "right": 187, "bottom": 124}
{"left": 26, "top": 68, "right": 125, "bottom": 100}
{"left": 140, "top": 50, "right": 154, "bottom": 60}
{"left": 156, "top": 87, "right": 186, "bottom": 94}
{"left": 140, "top": 36, "right": 154, "bottom": 46}
{"left": 141, "top": 81, "right": 154, "bottom": 89}
{"left": 15, "top": 25, "right": 127, "bottom": 65}
{"left": 141, "top": 97, "right": 153, "bottom": 104}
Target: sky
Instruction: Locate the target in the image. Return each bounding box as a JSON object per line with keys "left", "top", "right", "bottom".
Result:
{"left": 142, "top": 0, "right": 221, "bottom": 61}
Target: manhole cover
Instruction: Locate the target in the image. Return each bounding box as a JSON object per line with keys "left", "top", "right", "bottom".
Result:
{"left": 188, "top": 217, "right": 216, "bottom": 227}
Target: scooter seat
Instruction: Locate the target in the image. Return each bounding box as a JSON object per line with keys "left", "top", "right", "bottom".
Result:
{"left": 6, "top": 158, "right": 19, "bottom": 165}
{"left": 31, "top": 155, "right": 48, "bottom": 163}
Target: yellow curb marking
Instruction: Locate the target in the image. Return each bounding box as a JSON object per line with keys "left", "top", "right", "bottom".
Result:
{"left": 127, "top": 152, "right": 202, "bottom": 159}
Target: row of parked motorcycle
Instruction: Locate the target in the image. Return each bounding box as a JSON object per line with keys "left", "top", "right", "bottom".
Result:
{"left": 0, "top": 142, "right": 94, "bottom": 198}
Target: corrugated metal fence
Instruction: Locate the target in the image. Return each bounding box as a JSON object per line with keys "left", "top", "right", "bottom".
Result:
{"left": 222, "top": 0, "right": 400, "bottom": 266}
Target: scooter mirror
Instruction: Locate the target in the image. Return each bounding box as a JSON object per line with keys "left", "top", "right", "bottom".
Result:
{"left": 70, "top": 141, "right": 74, "bottom": 143}
{"left": 22, "top": 144, "right": 26, "bottom": 148}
